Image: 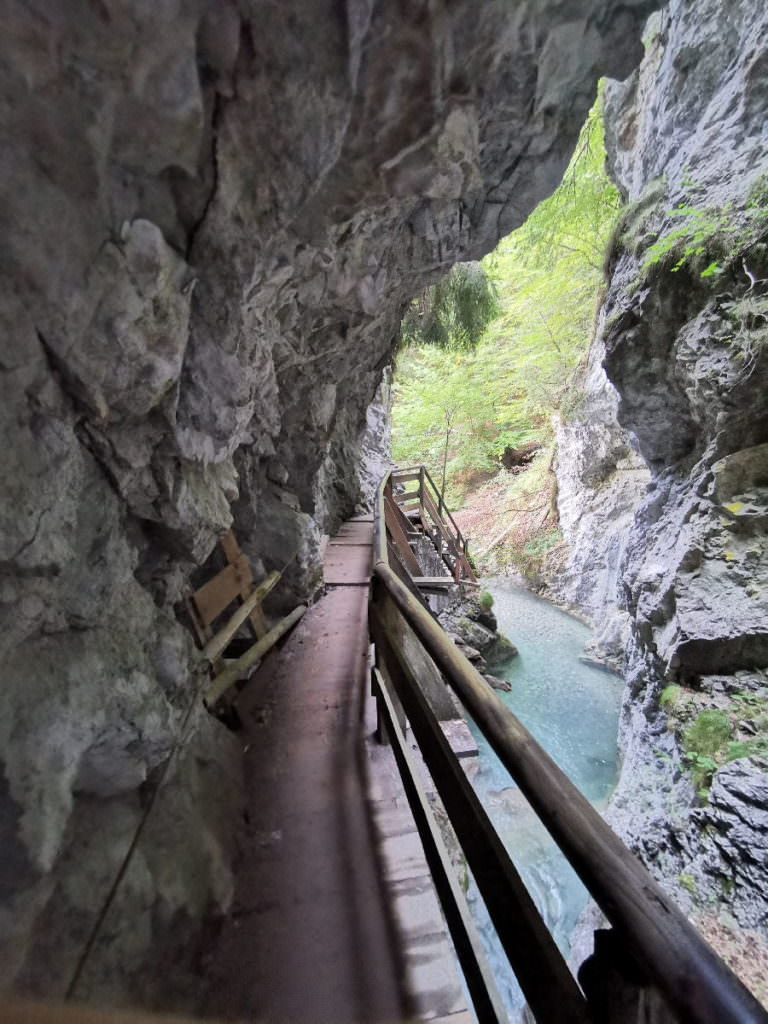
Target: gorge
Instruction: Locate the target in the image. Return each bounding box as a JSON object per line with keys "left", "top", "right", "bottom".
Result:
{"left": 0, "top": 0, "right": 767, "bottom": 1017}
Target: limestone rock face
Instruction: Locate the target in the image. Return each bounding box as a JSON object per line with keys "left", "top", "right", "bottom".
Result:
{"left": 0, "top": 0, "right": 655, "bottom": 1008}
{"left": 552, "top": 326, "right": 650, "bottom": 667}
{"left": 574, "top": 0, "right": 768, "bottom": 946}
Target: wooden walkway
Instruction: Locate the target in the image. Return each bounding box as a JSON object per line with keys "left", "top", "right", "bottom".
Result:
{"left": 204, "top": 516, "right": 409, "bottom": 1022}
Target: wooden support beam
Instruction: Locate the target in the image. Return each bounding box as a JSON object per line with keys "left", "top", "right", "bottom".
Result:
{"left": 192, "top": 562, "right": 247, "bottom": 627}
{"left": 202, "top": 571, "right": 280, "bottom": 663}
{"left": 220, "top": 530, "right": 268, "bottom": 638}
{"left": 372, "top": 559, "right": 767, "bottom": 1024}
{"left": 371, "top": 668, "right": 507, "bottom": 1022}
{"left": 204, "top": 605, "right": 307, "bottom": 706}
{"left": 384, "top": 496, "right": 423, "bottom": 577}
{"left": 370, "top": 581, "right": 588, "bottom": 1022}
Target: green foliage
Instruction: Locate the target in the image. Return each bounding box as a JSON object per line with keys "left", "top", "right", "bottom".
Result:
{"left": 392, "top": 94, "right": 620, "bottom": 504}
{"left": 390, "top": 345, "right": 535, "bottom": 503}
{"left": 482, "top": 102, "right": 620, "bottom": 423}
{"left": 400, "top": 262, "right": 501, "bottom": 352}
{"left": 682, "top": 710, "right": 733, "bottom": 797}
{"left": 662, "top": 685, "right": 768, "bottom": 802}
{"left": 683, "top": 711, "right": 733, "bottom": 757}
{"left": 641, "top": 201, "right": 730, "bottom": 274}
{"left": 478, "top": 590, "right": 494, "bottom": 612}
{"left": 509, "top": 526, "right": 563, "bottom": 581}
{"left": 640, "top": 170, "right": 768, "bottom": 278}
{"left": 522, "top": 529, "right": 562, "bottom": 558}
{"left": 683, "top": 751, "right": 719, "bottom": 796}
{"left": 660, "top": 684, "right": 681, "bottom": 711}
{"left": 678, "top": 872, "right": 697, "bottom": 896}
{"left": 725, "top": 738, "right": 768, "bottom": 762}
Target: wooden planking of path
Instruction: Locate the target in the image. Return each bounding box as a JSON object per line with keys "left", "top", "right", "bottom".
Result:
{"left": 204, "top": 515, "right": 408, "bottom": 1023}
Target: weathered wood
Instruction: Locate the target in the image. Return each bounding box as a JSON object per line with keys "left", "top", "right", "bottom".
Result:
{"left": 391, "top": 470, "right": 421, "bottom": 485}
{"left": 383, "top": 495, "right": 422, "bottom": 577}
{"left": 372, "top": 668, "right": 507, "bottom": 1023}
{"left": 386, "top": 541, "right": 431, "bottom": 610}
{"left": 371, "top": 588, "right": 456, "bottom": 722}
{"left": 390, "top": 492, "right": 420, "bottom": 537}
{"left": 371, "top": 581, "right": 589, "bottom": 1024}
{"left": 192, "top": 563, "right": 245, "bottom": 627}
{"left": 421, "top": 465, "right": 468, "bottom": 549}
{"left": 372, "top": 559, "right": 768, "bottom": 1024}
{"left": 184, "top": 594, "right": 210, "bottom": 647}
{"left": 204, "top": 605, "right": 307, "bottom": 706}
{"left": 202, "top": 571, "right": 281, "bottom": 663}
{"left": 219, "top": 529, "right": 241, "bottom": 564}
{"left": 420, "top": 486, "right": 476, "bottom": 582}
{"left": 220, "top": 530, "right": 268, "bottom": 638}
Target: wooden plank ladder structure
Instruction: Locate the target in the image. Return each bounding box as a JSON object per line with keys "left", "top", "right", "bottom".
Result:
{"left": 185, "top": 530, "right": 306, "bottom": 712}
{"left": 369, "top": 465, "right": 768, "bottom": 1024}
{"left": 389, "top": 465, "right": 477, "bottom": 584}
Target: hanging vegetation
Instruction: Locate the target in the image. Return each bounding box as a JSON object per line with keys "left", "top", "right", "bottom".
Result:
{"left": 392, "top": 95, "right": 620, "bottom": 508}
{"left": 400, "top": 261, "right": 501, "bottom": 351}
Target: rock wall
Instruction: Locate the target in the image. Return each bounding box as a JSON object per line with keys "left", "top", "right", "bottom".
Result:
{"left": 553, "top": 325, "right": 650, "bottom": 668}
{"left": 0, "top": 0, "right": 657, "bottom": 1008}
{"left": 565, "top": 0, "right": 768, "bottom": 975}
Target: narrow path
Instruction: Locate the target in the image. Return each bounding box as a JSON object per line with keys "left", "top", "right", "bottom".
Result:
{"left": 204, "top": 516, "right": 408, "bottom": 1022}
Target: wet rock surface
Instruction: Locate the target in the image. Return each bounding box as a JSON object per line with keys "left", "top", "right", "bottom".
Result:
{"left": 438, "top": 591, "right": 518, "bottom": 677}
{"left": 552, "top": 329, "right": 650, "bottom": 668}
{"left": 0, "top": 0, "right": 655, "bottom": 1005}
{"left": 562, "top": 0, "right": 768, "bottom": 985}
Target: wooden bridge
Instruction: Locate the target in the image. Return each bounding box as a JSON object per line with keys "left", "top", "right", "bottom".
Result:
{"left": 20, "top": 466, "right": 768, "bottom": 1024}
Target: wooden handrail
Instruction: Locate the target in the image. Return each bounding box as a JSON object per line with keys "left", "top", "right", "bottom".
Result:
{"left": 390, "top": 464, "right": 475, "bottom": 581}
{"left": 371, "top": 581, "right": 589, "bottom": 1023}
{"left": 371, "top": 547, "right": 768, "bottom": 1024}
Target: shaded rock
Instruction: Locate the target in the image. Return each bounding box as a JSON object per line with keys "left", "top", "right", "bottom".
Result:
{"left": 438, "top": 590, "right": 518, "bottom": 670}
{"left": 484, "top": 674, "right": 513, "bottom": 693}
{"left": 563, "top": 0, "right": 768, "bottom": 972}
{"left": 0, "top": 0, "right": 655, "bottom": 1006}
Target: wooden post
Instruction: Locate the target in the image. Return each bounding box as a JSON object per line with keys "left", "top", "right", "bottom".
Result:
{"left": 204, "top": 605, "right": 306, "bottom": 706}
{"left": 202, "top": 571, "right": 280, "bottom": 662}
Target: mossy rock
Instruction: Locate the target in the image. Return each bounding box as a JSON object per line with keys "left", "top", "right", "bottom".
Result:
{"left": 486, "top": 634, "right": 518, "bottom": 670}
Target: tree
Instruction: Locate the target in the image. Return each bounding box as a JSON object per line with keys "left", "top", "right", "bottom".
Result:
{"left": 392, "top": 92, "right": 621, "bottom": 502}
{"left": 400, "top": 261, "right": 501, "bottom": 351}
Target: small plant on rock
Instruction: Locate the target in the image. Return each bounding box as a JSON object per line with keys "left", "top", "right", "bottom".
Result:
{"left": 660, "top": 684, "right": 681, "bottom": 712}
{"left": 478, "top": 590, "right": 494, "bottom": 612}
{"left": 682, "top": 710, "right": 733, "bottom": 797}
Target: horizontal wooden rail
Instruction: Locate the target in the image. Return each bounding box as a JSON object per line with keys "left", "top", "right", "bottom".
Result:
{"left": 371, "top": 556, "right": 767, "bottom": 1024}
{"left": 372, "top": 667, "right": 508, "bottom": 1022}
{"left": 390, "top": 465, "right": 475, "bottom": 582}
{"left": 371, "top": 584, "right": 589, "bottom": 1023}
{"left": 203, "top": 605, "right": 307, "bottom": 706}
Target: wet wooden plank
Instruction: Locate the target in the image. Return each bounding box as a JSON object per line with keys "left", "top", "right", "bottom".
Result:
{"left": 324, "top": 543, "right": 372, "bottom": 585}
{"left": 205, "top": 584, "right": 406, "bottom": 1023}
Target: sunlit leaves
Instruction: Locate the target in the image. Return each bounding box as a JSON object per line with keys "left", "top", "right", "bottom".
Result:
{"left": 400, "top": 262, "right": 501, "bottom": 351}
{"left": 392, "top": 93, "right": 620, "bottom": 501}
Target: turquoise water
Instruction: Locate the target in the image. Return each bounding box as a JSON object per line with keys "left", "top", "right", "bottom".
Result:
{"left": 463, "top": 578, "right": 625, "bottom": 1016}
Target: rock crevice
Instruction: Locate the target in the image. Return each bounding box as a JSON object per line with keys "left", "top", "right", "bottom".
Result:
{"left": 0, "top": 0, "right": 655, "bottom": 1007}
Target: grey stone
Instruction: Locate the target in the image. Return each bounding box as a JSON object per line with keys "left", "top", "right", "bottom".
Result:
{"left": 0, "top": 0, "right": 655, "bottom": 1007}
{"left": 561, "top": 0, "right": 768, "bottom": 964}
